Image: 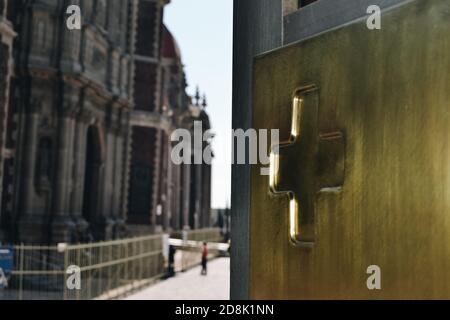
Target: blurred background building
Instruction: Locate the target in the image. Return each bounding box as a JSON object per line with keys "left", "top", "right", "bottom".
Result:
{"left": 212, "top": 207, "right": 231, "bottom": 242}
{"left": 0, "top": 0, "right": 213, "bottom": 244}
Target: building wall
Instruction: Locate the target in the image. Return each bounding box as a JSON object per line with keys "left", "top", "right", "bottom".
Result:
{"left": 0, "top": 0, "right": 15, "bottom": 242}
{"left": 0, "top": 0, "right": 213, "bottom": 244}
{"left": 0, "top": 0, "right": 136, "bottom": 244}
{"left": 128, "top": 0, "right": 213, "bottom": 235}
{"left": 128, "top": 0, "right": 164, "bottom": 234}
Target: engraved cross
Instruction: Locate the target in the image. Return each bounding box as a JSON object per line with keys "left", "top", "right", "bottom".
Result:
{"left": 269, "top": 85, "right": 345, "bottom": 246}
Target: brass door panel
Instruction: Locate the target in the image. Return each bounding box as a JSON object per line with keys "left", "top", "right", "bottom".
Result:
{"left": 251, "top": 0, "right": 450, "bottom": 299}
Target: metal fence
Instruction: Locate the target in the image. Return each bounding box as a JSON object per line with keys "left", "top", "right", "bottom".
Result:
{"left": 0, "top": 228, "right": 224, "bottom": 300}
{"left": 0, "top": 234, "right": 165, "bottom": 300}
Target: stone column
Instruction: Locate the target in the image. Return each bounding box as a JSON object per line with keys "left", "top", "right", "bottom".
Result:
{"left": 121, "top": 117, "right": 132, "bottom": 223}
{"left": 202, "top": 164, "right": 212, "bottom": 228}
{"left": 71, "top": 117, "right": 88, "bottom": 240}
{"left": 52, "top": 115, "right": 76, "bottom": 242}
{"left": 0, "top": 12, "right": 16, "bottom": 228}
{"left": 151, "top": 128, "right": 162, "bottom": 231}
{"left": 112, "top": 132, "right": 125, "bottom": 236}
{"left": 96, "top": 128, "right": 114, "bottom": 240}
{"left": 171, "top": 163, "right": 181, "bottom": 231}
{"left": 102, "top": 131, "right": 114, "bottom": 216}
{"left": 182, "top": 163, "right": 191, "bottom": 230}
{"left": 164, "top": 136, "right": 172, "bottom": 231}
{"left": 17, "top": 113, "right": 41, "bottom": 243}
{"left": 194, "top": 164, "right": 202, "bottom": 229}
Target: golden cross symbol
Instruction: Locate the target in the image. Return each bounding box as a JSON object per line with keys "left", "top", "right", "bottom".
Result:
{"left": 269, "top": 85, "right": 345, "bottom": 246}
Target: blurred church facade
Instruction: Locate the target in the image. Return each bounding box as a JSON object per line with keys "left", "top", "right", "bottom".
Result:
{"left": 0, "top": 0, "right": 213, "bottom": 244}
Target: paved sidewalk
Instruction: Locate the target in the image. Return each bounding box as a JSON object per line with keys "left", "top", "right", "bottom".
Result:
{"left": 124, "top": 258, "right": 230, "bottom": 300}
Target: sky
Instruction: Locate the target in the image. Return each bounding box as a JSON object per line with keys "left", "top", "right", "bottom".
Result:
{"left": 164, "top": 0, "right": 233, "bottom": 209}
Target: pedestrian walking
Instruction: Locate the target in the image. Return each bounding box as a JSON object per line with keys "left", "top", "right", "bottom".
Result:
{"left": 167, "top": 245, "right": 176, "bottom": 278}
{"left": 201, "top": 242, "right": 208, "bottom": 276}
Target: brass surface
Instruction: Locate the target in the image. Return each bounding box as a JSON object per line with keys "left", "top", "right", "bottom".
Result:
{"left": 251, "top": 0, "right": 450, "bottom": 299}
{"left": 269, "top": 86, "right": 345, "bottom": 245}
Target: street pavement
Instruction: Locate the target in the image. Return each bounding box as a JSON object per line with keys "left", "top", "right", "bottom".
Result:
{"left": 124, "top": 257, "right": 230, "bottom": 300}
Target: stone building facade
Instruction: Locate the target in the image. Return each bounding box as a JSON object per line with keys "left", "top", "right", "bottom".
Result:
{"left": 128, "top": 1, "right": 212, "bottom": 234}
{"left": 0, "top": 0, "right": 16, "bottom": 243}
{"left": 0, "top": 0, "right": 213, "bottom": 244}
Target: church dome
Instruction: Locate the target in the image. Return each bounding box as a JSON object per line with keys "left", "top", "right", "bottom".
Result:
{"left": 162, "top": 24, "right": 182, "bottom": 61}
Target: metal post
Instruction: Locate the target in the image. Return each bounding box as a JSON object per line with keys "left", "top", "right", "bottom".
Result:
{"left": 63, "top": 248, "right": 68, "bottom": 300}
{"left": 88, "top": 246, "right": 92, "bottom": 299}
{"left": 107, "top": 245, "right": 112, "bottom": 293}
{"left": 139, "top": 239, "right": 143, "bottom": 282}
{"left": 99, "top": 245, "right": 103, "bottom": 296}
{"left": 18, "top": 244, "right": 24, "bottom": 300}
{"left": 76, "top": 247, "right": 81, "bottom": 300}
{"left": 124, "top": 241, "right": 128, "bottom": 284}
